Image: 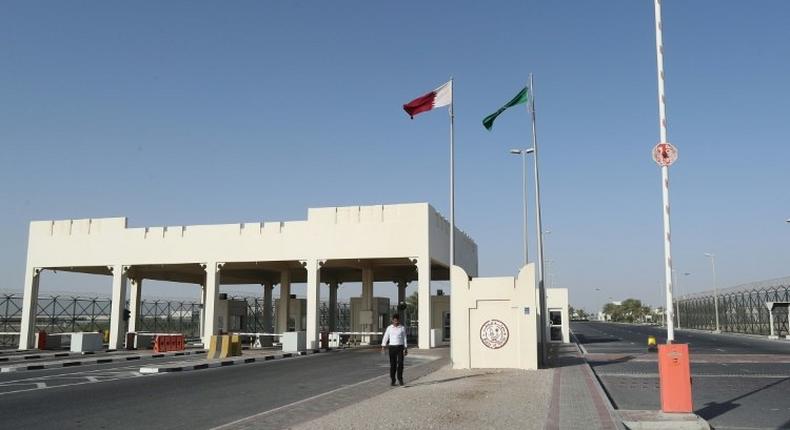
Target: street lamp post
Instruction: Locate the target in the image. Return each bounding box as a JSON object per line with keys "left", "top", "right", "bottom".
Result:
{"left": 510, "top": 148, "right": 535, "bottom": 266}
{"left": 673, "top": 271, "right": 691, "bottom": 329}
{"left": 704, "top": 253, "right": 721, "bottom": 333}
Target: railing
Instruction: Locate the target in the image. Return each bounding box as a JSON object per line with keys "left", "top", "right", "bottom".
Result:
{"left": 0, "top": 294, "right": 353, "bottom": 348}
{"left": 676, "top": 279, "right": 790, "bottom": 336}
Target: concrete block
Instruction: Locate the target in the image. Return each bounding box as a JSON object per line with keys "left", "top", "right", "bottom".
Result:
{"left": 619, "top": 410, "right": 710, "bottom": 430}
{"left": 430, "top": 329, "right": 442, "bottom": 348}
{"left": 282, "top": 331, "right": 306, "bottom": 353}
{"left": 328, "top": 332, "right": 341, "bottom": 348}
{"left": 70, "top": 332, "right": 103, "bottom": 352}
{"left": 35, "top": 333, "right": 63, "bottom": 350}
{"left": 135, "top": 333, "right": 156, "bottom": 349}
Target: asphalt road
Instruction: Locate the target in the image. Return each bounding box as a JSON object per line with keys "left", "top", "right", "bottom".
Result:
{"left": 573, "top": 321, "right": 790, "bottom": 430}
{"left": 0, "top": 347, "right": 445, "bottom": 429}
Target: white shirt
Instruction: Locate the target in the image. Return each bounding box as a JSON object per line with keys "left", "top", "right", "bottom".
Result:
{"left": 381, "top": 324, "right": 408, "bottom": 347}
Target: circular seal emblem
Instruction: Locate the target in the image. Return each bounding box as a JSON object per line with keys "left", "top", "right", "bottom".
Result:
{"left": 652, "top": 142, "right": 678, "bottom": 167}
{"left": 480, "top": 319, "right": 509, "bottom": 349}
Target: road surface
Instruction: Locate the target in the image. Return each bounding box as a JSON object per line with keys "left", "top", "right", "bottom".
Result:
{"left": 0, "top": 347, "right": 444, "bottom": 429}
{"left": 573, "top": 321, "right": 790, "bottom": 430}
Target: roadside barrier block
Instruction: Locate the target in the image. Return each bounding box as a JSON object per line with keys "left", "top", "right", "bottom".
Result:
{"left": 153, "top": 334, "right": 186, "bottom": 353}
{"left": 207, "top": 335, "right": 242, "bottom": 359}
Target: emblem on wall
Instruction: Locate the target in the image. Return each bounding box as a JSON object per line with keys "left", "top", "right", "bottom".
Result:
{"left": 480, "top": 319, "right": 509, "bottom": 349}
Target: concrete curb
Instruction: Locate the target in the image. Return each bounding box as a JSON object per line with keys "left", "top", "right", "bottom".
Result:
{"left": 139, "top": 348, "right": 335, "bottom": 374}
{"left": 618, "top": 410, "right": 711, "bottom": 430}
{"left": 0, "top": 349, "right": 206, "bottom": 372}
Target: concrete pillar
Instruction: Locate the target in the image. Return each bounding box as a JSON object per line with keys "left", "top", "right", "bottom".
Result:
{"left": 109, "top": 265, "right": 128, "bottom": 350}
{"left": 199, "top": 283, "right": 207, "bottom": 340}
{"left": 202, "top": 262, "right": 222, "bottom": 345}
{"left": 328, "top": 281, "right": 338, "bottom": 332}
{"left": 262, "top": 281, "right": 274, "bottom": 333}
{"left": 361, "top": 267, "right": 374, "bottom": 343}
{"left": 18, "top": 267, "right": 41, "bottom": 350}
{"left": 304, "top": 259, "right": 321, "bottom": 349}
{"left": 361, "top": 267, "right": 374, "bottom": 311}
{"left": 277, "top": 270, "right": 291, "bottom": 333}
{"left": 417, "top": 258, "right": 431, "bottom": 349}
{"left": 128, "top": 277, "right": 143, "bottom": 333}
{"left": 397, "top": 279, "right": 407, "bottom": 307}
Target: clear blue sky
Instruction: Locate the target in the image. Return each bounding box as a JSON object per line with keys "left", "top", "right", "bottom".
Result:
{"left": 1, "top": 1, "right": 789, "bottom": 311}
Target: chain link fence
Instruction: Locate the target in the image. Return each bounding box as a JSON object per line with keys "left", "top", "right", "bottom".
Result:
{"left": 0, "top": 293, "right": 353, "bottom": 348}
{"left": 677, "top": 278, "right": 790, "bottom": 336}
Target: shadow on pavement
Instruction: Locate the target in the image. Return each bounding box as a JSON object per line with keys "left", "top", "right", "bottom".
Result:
{"left": 573, "top": 335, "right": 622, "bottom": 344}
{"left": 404, "top": 372, "right": 493, "bottom": 388}
{"left": 695, "top": 376, "right": 790, "bottom": 421}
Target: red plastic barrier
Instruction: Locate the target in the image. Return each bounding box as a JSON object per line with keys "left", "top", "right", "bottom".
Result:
{"left": 153, "top": 334, "right": 186, "bottom": 353}
{"left": 36, "top": 330, "right": 48, "bottom": 350}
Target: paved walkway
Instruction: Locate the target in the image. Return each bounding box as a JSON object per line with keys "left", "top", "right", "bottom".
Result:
{"left": 545, "top": 342, "right": 621, "bottom": 430}
{"left": 290, "top": 343, "right": 621, "bottom": 430}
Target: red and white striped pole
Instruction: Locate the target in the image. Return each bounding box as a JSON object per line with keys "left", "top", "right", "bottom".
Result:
{"left": 654, "top": 0, "right": 675, "bottom": 343}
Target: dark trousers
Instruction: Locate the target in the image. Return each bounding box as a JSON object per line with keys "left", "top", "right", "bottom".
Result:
{"left": 388, "top": 345, "right": 404, "bottom": 382}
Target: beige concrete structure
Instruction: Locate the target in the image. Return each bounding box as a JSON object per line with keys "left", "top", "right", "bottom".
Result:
{"left": 450, "top": 265, "right": 539, "bottom": 370}
{"left": 18, "top": 203, "right": 477, "bottom": 350}
{"left": 546, "top": 288, "right": 570, "bottom": 343}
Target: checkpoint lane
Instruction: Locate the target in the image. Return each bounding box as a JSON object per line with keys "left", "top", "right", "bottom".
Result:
{"left": 0, "top": 347, "right": 444, "bottom": 430}
{"left": 574, "top": 322, "right": 790, "bottom": 429}
{"left": 574, "top": 322, "right": 790, "bottom": 355}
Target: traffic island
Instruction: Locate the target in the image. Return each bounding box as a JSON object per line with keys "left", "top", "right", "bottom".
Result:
{"left": 0, "top": 349, "right": 206, "bottom": 372}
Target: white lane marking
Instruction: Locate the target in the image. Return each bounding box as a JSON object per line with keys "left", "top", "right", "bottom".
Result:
{"left": 209, "top": 373, "right": 390, "bottom": 430}
{"left": 0, "top": 367, "right": 155, "bottom": 396}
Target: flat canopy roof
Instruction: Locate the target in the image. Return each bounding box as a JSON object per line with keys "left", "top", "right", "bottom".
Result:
{"left": 26, "top": 203, "right": 477, "bottom": 284}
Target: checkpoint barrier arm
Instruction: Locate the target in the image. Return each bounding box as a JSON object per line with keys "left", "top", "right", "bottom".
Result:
{"left": 328, "top": 332, "right": 384, "bottom": 347}
{"left": 231, "top": 333, "right": 283, "bottom": 349}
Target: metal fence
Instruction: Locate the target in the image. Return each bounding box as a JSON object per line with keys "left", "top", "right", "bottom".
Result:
{"left": 676, "top": 278, "right": 790, "bottom": 336}
{"left": 0, "top": 294, "right": 353, "bottom": 348}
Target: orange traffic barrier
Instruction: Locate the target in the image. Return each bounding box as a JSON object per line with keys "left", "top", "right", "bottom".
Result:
{"left": 658, "top": 343, "right": 693, "bottom": 413}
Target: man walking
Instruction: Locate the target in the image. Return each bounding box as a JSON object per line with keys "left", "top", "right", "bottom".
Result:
{"left": 381, "top": 314, "right": 408, "bottom": 386}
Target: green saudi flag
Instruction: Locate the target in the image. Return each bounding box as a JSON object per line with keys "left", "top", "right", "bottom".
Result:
{"left": 482, "top": 86, "right": 530, "bottom": 131}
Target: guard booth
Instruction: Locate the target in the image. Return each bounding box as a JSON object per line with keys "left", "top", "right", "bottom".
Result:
{"left": 430, "top": 293, "right": 451, "bottom": 346}
{"left": 202, "top": 294, "right": 248, "bottom": 334}
{"left": 275, "top": 296, "right": 307, "bottom": 333}
{"left": 546, "top": 288, "right": 570, "bottom": 343}
{"left": 766, "top": 302, "right": 789, "bottom": 339}
{"left": 350, "top": 297, "right": 390, "bottom": 344}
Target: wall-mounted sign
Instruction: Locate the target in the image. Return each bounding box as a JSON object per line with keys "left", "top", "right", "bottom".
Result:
{"left": 480, "top": 319, "right": 509, "bottom": 349}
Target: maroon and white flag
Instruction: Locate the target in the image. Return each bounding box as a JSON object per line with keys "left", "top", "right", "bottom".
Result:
{"left": 402, "top": 80, "right": 452, "bottom": 118}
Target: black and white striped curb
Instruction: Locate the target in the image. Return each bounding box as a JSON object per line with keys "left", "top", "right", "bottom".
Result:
{"left": 0, "top": 349, "right": 207, "bottom": 373}
{"left": 139, "top": 348, "right": 335, "bottom": 374}
{"left": 0, "top": 349, "right": 116, "bottom": 363}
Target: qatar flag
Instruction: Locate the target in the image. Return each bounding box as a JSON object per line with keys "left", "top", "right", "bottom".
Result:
{"left": 402, "top": 80, "right": 452, "bottom": 118}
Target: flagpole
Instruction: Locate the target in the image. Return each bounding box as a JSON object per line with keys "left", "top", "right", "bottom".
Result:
{"left": 530, "top": 73, "right": 548, "bottom": 365}
{"left": 449, "top": 78, "right": 456, "bottom": 268}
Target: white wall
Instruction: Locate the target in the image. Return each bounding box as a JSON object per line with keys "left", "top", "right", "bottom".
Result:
{"left": 450, "top": 264, "right": 538, "bottom": 370}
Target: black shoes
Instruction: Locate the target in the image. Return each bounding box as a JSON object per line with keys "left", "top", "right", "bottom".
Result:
{"left": 391, "top": 381, "right": 397, "bottom": 386}
{"left": 398, "top": 380, "right": 404, "bottom": 386}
